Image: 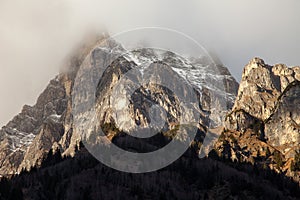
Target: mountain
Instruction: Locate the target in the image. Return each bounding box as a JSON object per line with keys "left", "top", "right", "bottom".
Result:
{"left": 0, "top": 35, "right": 238, "bottom": 176}
{"left": 216, "top": 57, "right": 300, "bottom": 183}
{"left": 0, "top": 36, "right": 299, "bottom": 199}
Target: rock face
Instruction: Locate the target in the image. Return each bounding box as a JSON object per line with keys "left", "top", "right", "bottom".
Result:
{"left": 221, "top": 57, "right": 300, "bottom": 182}
{"left": 0, "top": 35, "right": 109, "bottom": 175}
{"left": 0, "top": 36, "right": 238, "bottom": 176}
{"left": 265, "top": 82, "right": 300, "bottom": 154}
{"left": 226, "top": 58, "right": 300, "bottom": 154}
{"left": 0, "top": 78, "right": 67, "bottom": 175}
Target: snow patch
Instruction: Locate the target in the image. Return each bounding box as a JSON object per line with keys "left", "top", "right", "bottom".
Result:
{"left": 5, "top": 128, "right": 36, "bottom": 153}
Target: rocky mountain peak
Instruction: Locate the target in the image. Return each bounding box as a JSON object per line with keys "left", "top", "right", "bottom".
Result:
{"left": 222, "top": 57, "right": 300, "bottom": 182}
{"left": 233, "top": 57, "right": 300, "bottom": 121}
{"left": 0, "top": 36, "right": 238, "bottom": 176}
{"left": 242, "top": 57, "right": 266, "bottom": 78}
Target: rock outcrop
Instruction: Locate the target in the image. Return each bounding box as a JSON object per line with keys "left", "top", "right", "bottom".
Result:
{"left": 232, "top": 58, "right": 300, "bottom": 121}
{"left": 220, "top": 57, "right": 300, "bottom": 182}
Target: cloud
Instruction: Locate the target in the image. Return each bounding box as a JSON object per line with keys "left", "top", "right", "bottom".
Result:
{"left": 1, "top": 0, "right": 300, "bottom": 126}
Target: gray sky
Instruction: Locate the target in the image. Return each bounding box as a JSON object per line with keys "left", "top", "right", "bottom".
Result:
{"left": 1, "top": 0, "right": 300, "bottom": 127}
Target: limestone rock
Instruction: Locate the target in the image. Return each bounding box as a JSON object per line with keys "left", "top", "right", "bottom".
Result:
{"left": 221, "top": 58, "right": 300, "bottom": 182}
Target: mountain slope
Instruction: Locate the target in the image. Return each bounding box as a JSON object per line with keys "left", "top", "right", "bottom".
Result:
{"left": 0, "top": 35, "right": 106, "bottom": 176}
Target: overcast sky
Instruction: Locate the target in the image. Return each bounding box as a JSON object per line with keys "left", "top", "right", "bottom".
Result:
{"left": 1, "top": 0, "right": 300, "bottom": 127}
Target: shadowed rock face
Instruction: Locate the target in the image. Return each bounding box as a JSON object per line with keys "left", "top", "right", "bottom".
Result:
{"left": 0, "top": 35, "right": 106, "bottom": 176}
{"left": 0, "top": 78, "right": 67, "bottom": 175}
{"left": 0, "top": 37, "right": 238, "bottom": 176}
{"left": 265, "top": 82, "right": 300, "bottom": 156}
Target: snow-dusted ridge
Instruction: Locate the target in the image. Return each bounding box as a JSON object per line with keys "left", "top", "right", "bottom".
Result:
{"left": 122, "top": 48, "right": 235, "bottom": 101}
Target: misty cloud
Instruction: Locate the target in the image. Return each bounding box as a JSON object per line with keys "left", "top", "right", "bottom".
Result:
{"left": 1, "top": 0, "right": 300, "bottom": 126}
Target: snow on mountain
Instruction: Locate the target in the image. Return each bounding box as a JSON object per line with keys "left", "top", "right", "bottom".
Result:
{"left": 4, "top": 128, "right": 35, "bottom": 153}
{"left": 0, "top": 36, "right": 238, "bottom": 176}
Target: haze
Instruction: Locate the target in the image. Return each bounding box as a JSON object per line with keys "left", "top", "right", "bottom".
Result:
{"left": 1, "top": 0, "right": 300, "bottom": 127}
